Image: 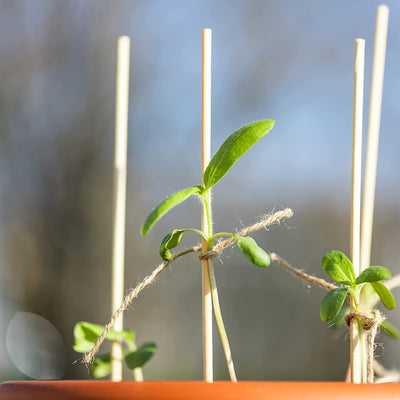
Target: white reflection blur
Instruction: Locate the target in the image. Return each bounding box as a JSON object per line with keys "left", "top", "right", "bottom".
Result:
{"left": 6, "top": 312, "right": 66, "bottom": 379}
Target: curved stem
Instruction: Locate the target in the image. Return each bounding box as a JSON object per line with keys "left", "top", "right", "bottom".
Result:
{"left": 208, "top": 259, "right": 237, "bottom": 382}
{"left": 203, "top": 189, "right": 237, "bottom": 382}
{"left": 209, "top": 232, "right": 235, "bottom": 245}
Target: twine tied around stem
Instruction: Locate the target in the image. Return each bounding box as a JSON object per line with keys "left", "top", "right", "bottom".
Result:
{"left": 83, "top": 207, "right": 293, "bottom": 364}
{"left": 345, "top": 308, "right": 385, "bottom": 383}
{"left": 269, "top": 253, "right": 392, "bottom": 383}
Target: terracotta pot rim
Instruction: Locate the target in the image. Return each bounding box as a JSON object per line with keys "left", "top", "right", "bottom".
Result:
{"left": 1, "top": 380, "right": 400, "bottom": 400}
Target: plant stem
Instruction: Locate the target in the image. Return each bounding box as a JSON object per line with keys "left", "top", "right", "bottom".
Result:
{"left": 203, "top": 190, "right": 237, "bottom": 382}
{"left": 207, "top": 258, "right": 237, "bottom": 382}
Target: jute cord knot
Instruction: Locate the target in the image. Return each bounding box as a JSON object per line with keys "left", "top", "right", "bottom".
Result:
{"left": 198, "top": 250, "right": 220, "bottom": 261}
{"left": 345, "top": 308, "right": 385, "bottom": 382}
{"left": 345, "top": 309, "right": 384, "bottom": 331}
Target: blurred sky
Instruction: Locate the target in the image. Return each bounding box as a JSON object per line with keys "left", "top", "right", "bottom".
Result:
{"left": 0, "top": 0, "right": 399, "bottom": 381}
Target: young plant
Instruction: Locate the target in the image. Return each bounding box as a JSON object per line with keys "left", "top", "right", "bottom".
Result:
{"left": 141, "top": 120, "right": 274, "bottom": 379}
{"left": 319, "top": 250, "right": 396, "bottom": 323}
{"left": 141, "top": 120, "right": 274, "bottom": 267}
{"left": 74, "top": 321, "right": 156, "bottom": 380}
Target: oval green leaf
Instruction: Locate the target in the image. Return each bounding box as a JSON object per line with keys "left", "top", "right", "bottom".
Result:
{"left": 159, "top": 230, "right": 184, "bottom": 261}
{"left": 380, "top": 320, "right": 400, "bottom": 339}
{"left": 125, "top": 342, "right": 157, "bottom": 370}
{"left": 329, "top": 306, "right": 350, "bottom": 328}
{"left": 73, "top": 321, "right": 134, "bottom": 353}
{"left": 369, "top": 282, "right": 396, "bottom": 310}
{"left": 320, "top": 287, "right": 348, "bottom": 321}
{"left": 321, "top": 250, "right": 355, "bottom": 285}
{"left": 141, "top": 186, "right": 204, "bottom": 236}
{"left": 203, "top": 120, "right": 275, "bottom": 189}
{"left": 91, "top": 353, "right": 111, "bottom": 379}
{"left": 235, "top": 235, "right": 270, "bottom": 267}
{"left": 355, "top": 266, "right": 392, "bottom": 285}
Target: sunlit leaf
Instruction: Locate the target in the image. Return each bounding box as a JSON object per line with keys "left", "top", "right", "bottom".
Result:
{"left": 369, "top": 282, "right": 396, "bottom": 310}
{"left": 125, "top": 342, "right": 157, "bottom": 370}
{"left": 381, "top": 320, "right": 400, "bottom": 339}
{"left": 355, "top": 266, "right": 392, "bottom": 284}
{"left": 234, "top": 235, "right": 270, "bottom": 267}
{"left": 159, "top": 230, "right": 184, "bottom": 261}
{"left": 91, "top": 353, "right": 111, "bottom": 379}
{"left": 73, "top": 321, "right": 134, "bottom": 353}
{"left": 329, "top": 306, "right": 350, "bottom": 328}
{"left": 321, "top": 251, "right": 355, "bottom": 285}
{"left": 203, "top": 120, "right": 274, "bottom": 189}
{"left": 320, "top": 287, "right": 348, "bottom": 321}
{"left": 140, "top": 186, "right": 204, "bottom": 236}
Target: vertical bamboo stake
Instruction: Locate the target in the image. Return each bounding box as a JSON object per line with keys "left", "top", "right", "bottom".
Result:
{"left": 201, "top": 28, "right": 213, "bottom": 383}
{"left": 111, "top": 35, "right": 130, "bottom": 382}
{"left": 350, "top": 38, "right": 365, "bottom": 384}
{"left": 360, "top": 5, "right": 389, "bottom": 271}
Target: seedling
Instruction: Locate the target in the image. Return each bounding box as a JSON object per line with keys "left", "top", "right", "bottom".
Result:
{"left": 74, "top": 321, "right": 156, "bottom": 380}
{"left": 141, "top": 120, "right": 274, "bottom": 267}
{"left": 141, "top": 119, "right": 275, "bottom": 380}
{"left": 319, "top": 250, "right": 396, "bottom": 323}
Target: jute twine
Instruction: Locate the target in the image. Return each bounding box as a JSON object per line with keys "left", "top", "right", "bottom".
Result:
{"left": 83, "top": 208, "right": 293, "bottom": 364}
{"left": 269, "top": 253, "right": 388, "bottom": 383}
{"left": 345, "top": 309, "right": 385, "bottom": 383}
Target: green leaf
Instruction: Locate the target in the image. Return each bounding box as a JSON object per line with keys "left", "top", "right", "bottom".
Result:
{"left": 321, "top": 250, "right": 355, "bottom": 285}
{"left": 91, "top": 353, "right": 111, "bottom": 379}
{"left": 320, "top": 287, "right": 348, "bottom": 321}
{"left": 369, "top": 282, "right": 396, "bottom": 310}
{"left": 380, "top": 320, "right": 400, "bottom": 339}
{"left": 203, "top": 120, "right": 274, "bottom": 189}
{"left": 329, "top": 306, "right": 350, "bottom": 328}
{"left": 234, "top": 235, "right": 270, "bottom": 267}
{"left": 159, "top": 230, "right": 184, "bottom": 261}
{"left": 140, "top": 186, "right": 204, "bottom": 236}
{"left": 73, "top": 322, "right": 134, "bottom": 353}
{"left": 355, "top": 266, "right": 392, "bottom": 285}
{"left": 125, "top": 342, "right": 157, "bottom": 370}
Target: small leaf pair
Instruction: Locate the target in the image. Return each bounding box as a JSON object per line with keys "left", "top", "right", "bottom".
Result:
{"left": 320, "top": 250, "right": 396, "bottom": 322}
{"left": 73, "top": 321, "right": 156, "bottom": 379}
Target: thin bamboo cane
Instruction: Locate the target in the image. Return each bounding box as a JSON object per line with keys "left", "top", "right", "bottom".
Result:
{"left": 350, "top": 38, "right": 366, "bottom": 384}
{"left": 201, "top": 28, "right": 213, "bottom": 383}
{"left": 111, "top": 36, "right": 130, "bottom": 382}
{"left": 360, "top": 5, "right": 389, "bottom": 271}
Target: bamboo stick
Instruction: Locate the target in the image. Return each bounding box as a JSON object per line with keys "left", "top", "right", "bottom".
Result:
{"left": 350, "top": 38, "right": 366, "bottom": 384}
{"left": 201, "top": 28, "right": 213, "bottom": 383}
{"left": 360, "top": 5, "right": 389, "bottom": 271}
{"left": 111, "top": 35, "right": 130, "bottom": 382}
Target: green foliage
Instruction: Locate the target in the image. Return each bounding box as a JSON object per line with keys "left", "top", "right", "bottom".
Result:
{"left": 369, "top": 282, "right": 396, "bottom": 310}
{"left": 73, "top": 321, "right": 134, "bottom": 353}
{"left": 234, "top": 235, "right": 270, "bottom": 267}
{"left": 320, "top": 287, "right": 348, "bottom": 321}
{"left": 125, "top": 342, "right": 157, "bottom": 370}
{"left": 159, "top": 230, "right": 184, "bottom": 261}
{"left": 141, "top": 120, "right": 275, "bottom": 269}
{"left": 140, "top": 186, "right": 204, "bottom": 236}
{"left": 319, "top": 250, "right": 396, "bottom": 324}
{"left": 91, "top": 353, "right": 112, "bottom": 379}
{"left": 355, "top": 266, "right": 391, "bottom": 284}
{"left": 73, "top": 322, "right": 155, "bottom": 379}
{"left": 321, "top": 251, "right": 355, "bottom": 285}
{"left": 381, "top": 320, "right": 400, "bottom": 339}
{"left": 203, "top": 120, "right": 274, "bottom": 189}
